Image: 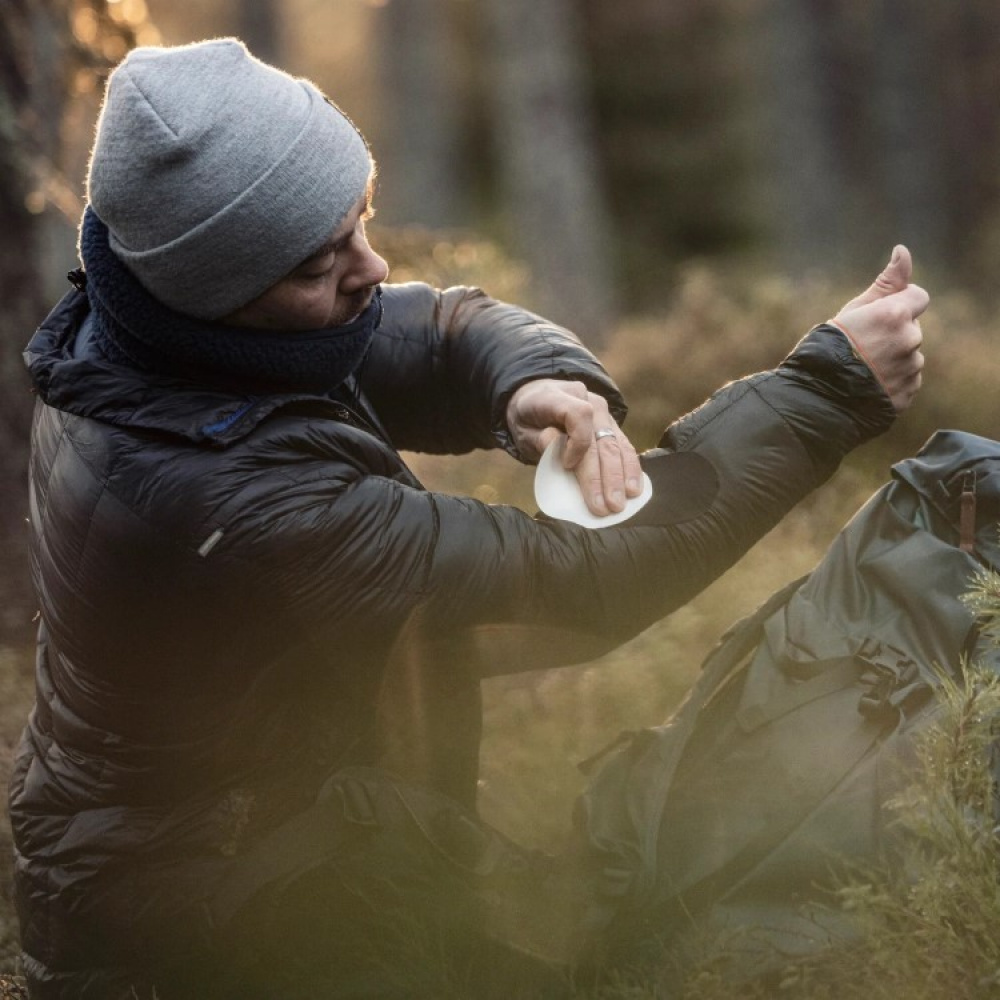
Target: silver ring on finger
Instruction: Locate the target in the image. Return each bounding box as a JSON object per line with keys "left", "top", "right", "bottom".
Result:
{"left": 594, "top": 428, "right": 616, "bottom": 441}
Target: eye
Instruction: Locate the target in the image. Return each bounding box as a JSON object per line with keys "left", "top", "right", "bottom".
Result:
{"left": 292, "top": 227, "right": 357, "bottom": 284}
{"left": 299, "top": 266, "right": 334, "bottom": 283}
{"left": 296, "top": 251, "right": 339, "bottom": 283}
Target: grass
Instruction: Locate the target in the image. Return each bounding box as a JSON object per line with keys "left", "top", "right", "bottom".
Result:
{"left": 0, "top": 648, "right": 32, "bottom": 975}
{"left": 1, "top": 252, "right": 998, "bottom": 994}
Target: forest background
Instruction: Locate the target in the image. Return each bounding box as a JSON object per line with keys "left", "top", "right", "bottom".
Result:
{"left": 1, "top": 0, "right": 999, "bottom": 990}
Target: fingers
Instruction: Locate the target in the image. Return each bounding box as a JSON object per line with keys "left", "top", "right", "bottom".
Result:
{"left": 570, "top": 415, "right": 643, "bottom": 515}
{"left": 892, "top": 326, "right": 925, "bottom": 411}
{"left": 505, "top": 378, "right": 641, "bottom": 516}
{"left": 889, "top": 356, "right": 924, "bottom": 411}
{"left": 833, "top": 283, "right": 929, "bottom": 339}
{"left": 558, "top": 392, "right": 642, "bottom": 515}
{"left": 505, "top": 378, "right": 589, "bottom": 462}
{"left": 534, "top": 426, "right": 562, "bottom": 457}
{"left": 838, "top": 245, "right": 913, "bottom": 314}
{"left": 899, "top": 281, "right": 930, "bottom": 320}
{"left": 558, "top": 389, "right": 601, "bottom": 469}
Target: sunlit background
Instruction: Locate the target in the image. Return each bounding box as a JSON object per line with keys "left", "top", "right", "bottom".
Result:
{"left": 3, "top": 2, "right": 1000, "bottom": 977}
{"left": 15, "top": 1, "right": 1000, "bottom": 333}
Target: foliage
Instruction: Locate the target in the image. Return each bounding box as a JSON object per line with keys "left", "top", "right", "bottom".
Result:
{"left": 372, "top": 225, "right": 530, "bottom": 308}
{"left": 963, "top": 563, "right": 1000, "bottom": 650}
{"left": 0, "top": 975, "right": 27, "bottom": 999}
{"left": 0, "top": 647, "right": 33, "bottom": 978}
{"left": 602, "top": 262, "right": 1000, "bottom": 466}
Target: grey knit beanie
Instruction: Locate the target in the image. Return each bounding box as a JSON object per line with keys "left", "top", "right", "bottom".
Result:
{"left": 86, "top": 38, "right": 372, "bottom": 319}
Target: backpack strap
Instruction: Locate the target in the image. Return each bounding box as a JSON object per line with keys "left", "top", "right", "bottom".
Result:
{"left": 699, "top": 575, "right": 815, "bottom": 692}
{"left": 736, "top": 635, "right": 935, "bottom": 734}
{"left": 959, "top": 470, "right": 978, "bottom": 555}
{"left": 611, "top": 575, "right": 813, "bottom": 906}
{"left": 663, "top": 712, "right": 887, "bottom": 924}
{"left": 205, "top": 771, "right": 376, "bottom": 932}
{"left": 206, "top": 766, "right": 537, "bottom": 936}
{"left": 654, "top": 636, "right": 935, "bottom": 922}
{"left": 575, "top": 576, "right": 812, "bottom": 950}
{"left": 736, "top": 657, "right": 861, "bottom": 733}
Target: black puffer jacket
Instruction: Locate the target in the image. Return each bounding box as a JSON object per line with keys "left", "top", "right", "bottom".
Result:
{"left": 11, "top": 280, "right": 893, "bottom": 997}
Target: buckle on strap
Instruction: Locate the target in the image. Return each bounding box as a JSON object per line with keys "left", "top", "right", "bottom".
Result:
{"left": 856, "top": 638, "right": 932, "bottom": 722}
{"left": 959, "top": 470, "right": 978, "bottom": 555}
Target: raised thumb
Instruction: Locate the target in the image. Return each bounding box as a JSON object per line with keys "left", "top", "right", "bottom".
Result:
{"left": 848, "top": 245, "right": 912, "bottom": 308}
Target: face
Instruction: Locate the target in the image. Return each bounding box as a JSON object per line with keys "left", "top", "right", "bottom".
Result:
{"left": 223, "top": 179, "right": 389, "bottom": 331}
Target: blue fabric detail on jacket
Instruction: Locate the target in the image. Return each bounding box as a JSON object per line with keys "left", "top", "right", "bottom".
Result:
{"left": 201, "top": 400, "right": 257, "bottom": 436}
{"left": 72, "top": 313, "right": 97, "bottom": 360}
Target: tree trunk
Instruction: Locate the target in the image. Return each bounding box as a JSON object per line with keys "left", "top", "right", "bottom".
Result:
{"left": 0, "top": 0, "right": 57, "bottom": 641}
{"left": 372, "top": 0, "right": 468, "bottom": 229}
{"left": 936, "top": 2, "right": 1000, "bottom": 287}
{"left": 0, "top": 1, "right": 140, "bottom": 642}
{"left": 235, "top": 0, "right": 284, "bottom": 67}
{"left": 759, "top": 0, "right": 856, "bottom": 276}
{"left": 481, "top": 0, "right": 619, "bottom": 347}
{"left": 872, "top": 0, "right": 947, "bottom": 272}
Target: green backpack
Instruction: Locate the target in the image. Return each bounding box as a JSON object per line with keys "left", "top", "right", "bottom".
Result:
{"left": 573, "top": 429, "right": 1000, "bottom": 980}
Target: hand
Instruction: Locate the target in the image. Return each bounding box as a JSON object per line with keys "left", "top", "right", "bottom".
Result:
{"left": 506, "top": 379, "right": 643, "bottom": 516}
{"left": 830, "top": 245, "right": 929, "bottom": 411}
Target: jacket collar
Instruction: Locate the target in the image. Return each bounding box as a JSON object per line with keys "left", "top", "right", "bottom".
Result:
{"left": 24, "top": 289, "right": 359, "bottom": 448}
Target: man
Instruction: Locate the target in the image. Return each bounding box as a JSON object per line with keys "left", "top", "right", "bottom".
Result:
{"left": 10, "top": 39, "right": 926, "bottom": 999}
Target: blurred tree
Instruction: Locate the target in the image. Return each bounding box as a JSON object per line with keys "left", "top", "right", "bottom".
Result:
{"left": 235, "top": 0, "right": 283, "bottom": 67}
{"left": 759, "top": 1, "right": 1000, "bottom": 288}
{"left": 0, "top": 0, "right": 70, "bottom": 641}
{"left": 143, "top": 0, "right": 232, "bottom": 47}
{"left": 577, "top": 0, "right": 1000, "bottom": 299}
{"left": 481, "top": 0, "right": 619, "bottom": 347}
{"left": 759, "top": 0, "right": 857, "bottom": 275}
{"left": 580, "top": 0, "right": 759, "bottom": 302}
{"left": 758, "top": 0, "right": 982, "bottom": 280}
{"left": 871, "top": 0, "right": 948, "bottom": 271}
{"left": 0, "top": 0, "right": 154, "bottom": 641}
{"left": 936, "top": 2, "right": 1000, "bottom": 291}
{"left": 371, "top": 0, "right": 468, "bottom": 229}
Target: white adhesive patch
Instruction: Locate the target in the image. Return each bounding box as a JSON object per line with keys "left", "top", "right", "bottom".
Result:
{"left": 534, "top": 434, "right": 653, "bottom": 528}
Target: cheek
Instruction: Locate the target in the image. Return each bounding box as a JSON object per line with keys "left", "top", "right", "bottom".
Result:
{"left": 273, "top": 282, "right": 339, "bottom": 330}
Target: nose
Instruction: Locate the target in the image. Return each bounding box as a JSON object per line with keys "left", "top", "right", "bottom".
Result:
{"left": 341, "top": 236, "right": 389, "bottom": 293}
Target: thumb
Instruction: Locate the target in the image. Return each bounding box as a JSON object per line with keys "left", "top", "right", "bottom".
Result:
{"left": 838, "top": 245, "right": 912, "bottom": 313}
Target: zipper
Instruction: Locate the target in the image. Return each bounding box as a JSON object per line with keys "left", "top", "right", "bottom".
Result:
{"left": 326, "top": 394, "right": 423, "bottom": 489}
